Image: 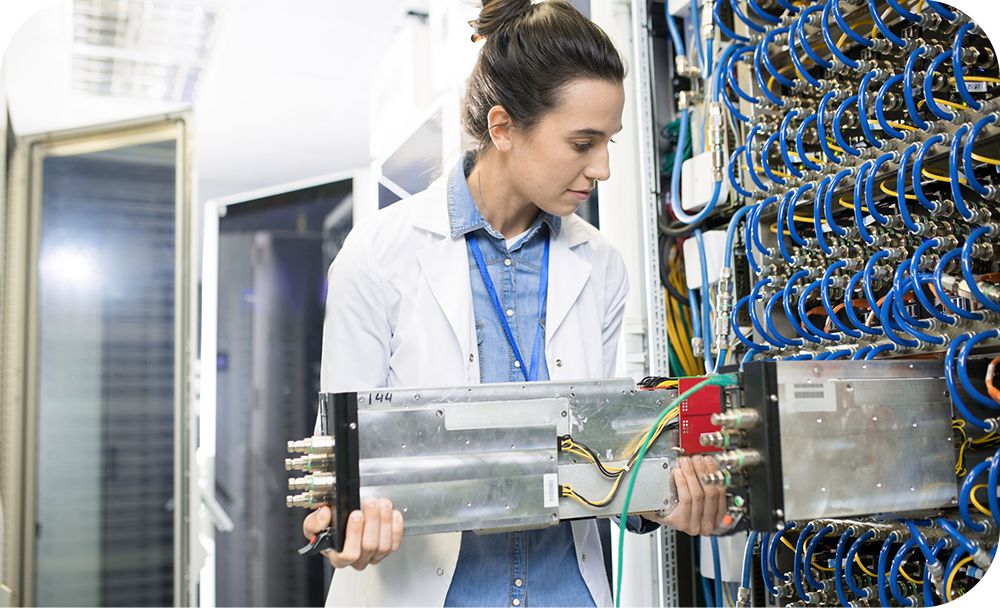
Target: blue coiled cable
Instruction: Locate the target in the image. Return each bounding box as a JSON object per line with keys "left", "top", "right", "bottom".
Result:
{"left": 729, "top": 146, "right": 754, "bottom": 198}
{"left": 954, "top": 23, "right": 984, "bottom": 110}
{"left": 958, "top": 329, "right": 1000, "bottom": 408}
{"left": 965, "top": 114, "right": 997, "bottom": 195}
{"left": 910, "top": 238, "right": 957, "bottom": 325}
{"left": 845, "top": 530, "right": 875, "bottom": 599}
{"left": 865, "top": 152, "right": 893, "bottom": 226}
{"left": 825, "top": 168, "right": 852, "bottom": 237}
{"left": 934, "top": 248, "right": 985, "bottom": 321}
{"left": 769, "top": 523, "right": 794, "bottom": 587}
{"left": 665, "top": 3, "right": 685, "bottom": 56}
{"left": 951, "top": 124, "right": 975, "bottom": 220}
{"left": 754, "top": 42, "right": 786, "bottom": 106}
{"left": 889, "top": 538, "right": 917, "bottom": 606}
{"left": 822, "top": 260, "right": 861, "bottom": 338}
{"left": 726, "top": 47, "right": 758, "bottom": 103}
{"left": 744, "top": 531, "right": 760, "bottom": 591}
{"left": 761, "top": 27, "right": 794, "bottom": 88}
{"left": 796, "top": 5, "right": 833, "bottom": 69}
{"left": 945, "top": 333, "right": 993, "bottom": 431}
{"left": 813, "top": 175, "right": 833, "bottom": 255}
{"left": 795, "top": 113, "right": 823, "bottom": 171}
{"left": 745, "top": 123, "right": 771, "bottom": 192}
{"left": 760, "top": 531, "right": 777, "bottom": 596}
{"left": 926, "top": 0, "right": 956, "bottom": 21}
{"left": 925, "top": 52, "right": 957, "bottom": 120}
{"left": 733, "top": 295, "right": 760, "bottom": 350}
{"left": 747, "top": 0, "right": 781, "bottom": 24}
{"left": 751, "top": 278, "right": 787, "bottom": 348}
{"left": 887, "top": 0, "right": 921, "bottom": 22}
{"left": 793, "top": 522, "right": 815, "bottom": 602}
{"left": 710, "top": 536, "right": 722, "bottom": 608}
{"left": 821, "top": 0, "right": 860, "bottom": 69}
{"left": 962, "top": 226, "right": 1000, "bottom": 313}
{"left": 779, "top": 110, "right": 804, "bottom": 177}
{"left": 924, "top": 539, "right": 947, "bottom": 606}
{"left": 766, "top": 291, "right": 802, "bottom": 347}
{"left": 715, "top": 0, "right": 749, "bottom": 42}
{"left": 896, "top": 143, "right": 922, "bottom": 233}
{"left": 832, "top": 0, "right": 873, "bottom": 48}
{"left": 832, "top": 94, "right": 862, "bottom": 157}
{"left": 786, "top": 184, "right": 810, "bottom": 246}
{"left": 834, "top": 529, "right": 855, "bottom": 606}
{"left": 961, "top": 461, "right": 991, "bottom": 532}
{"left": 799, "top": 280, "right": 841, "bottom": 341}
{"left": 789, "top": 17, "right": 821, "bottom": 89}
{"left": 869, "top": 0, "right": 905, "bottom": 46}
{"left": 904, "top": 47, "right": 930, "bottom": 130}
{"left": 762, "top": 130, "right": 788, "bottom": 186}
{"left": 671, "top": 109, "right": 722, "bottom": 224}
{"left": 694, "top": 229, "right": 715, "bottom": 372}
{"left": 785, "top": 270, "right": 822, "bottom": 344}
{"left": 912, "top": 134, "right": 944, "bottom": 211}
{"left": 990, "top": 448, "right": 1000, "bottom": 529}
{"left": 877, "top": 533, "right": 899, "bottom": 608}
{"left": 879, "top": 288, "right": 921, "bottom": 348}
{"left": 875, "top": 74, "right": 906, "bottom": 139}
{"left": 817, "top": 90, "right": 842, "bottom": 163}
{"left": 775, "top": 191, "right": 796, "bottom": 262}
{"left": 845, "top": 270, "right": 882, "bottom": 336}
{"left": 804, "top": 525, "right": 833, "bottom": 590}
{"left": 858, "top": 71, "right": 885, "bottom": 148}
{"left": 853, "top": 160, "right": 875, "bottom": 244}
{"left": 862, "top": 250, "right": 889, "bottom": 314}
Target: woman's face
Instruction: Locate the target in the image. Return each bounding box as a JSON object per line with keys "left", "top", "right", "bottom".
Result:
{"left": 506, "top": 78, "right": 625, "bottom": 217}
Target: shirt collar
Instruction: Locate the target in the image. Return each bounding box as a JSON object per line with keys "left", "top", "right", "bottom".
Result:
{"left": 447, "top": 152, "right": 561, "bottom": 240}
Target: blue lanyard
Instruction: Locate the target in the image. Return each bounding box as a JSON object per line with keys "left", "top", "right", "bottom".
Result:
{"left": 467, "top": 233, "right": 550, "bottom": 382}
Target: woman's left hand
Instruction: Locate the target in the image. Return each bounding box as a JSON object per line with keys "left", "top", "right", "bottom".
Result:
{"left": 641, "top": 455, "right": 727, "bottom": 536}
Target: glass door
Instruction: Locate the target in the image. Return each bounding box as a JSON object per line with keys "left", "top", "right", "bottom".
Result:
{"left": 3, "top": 115, "right": 191, "bottom": 607}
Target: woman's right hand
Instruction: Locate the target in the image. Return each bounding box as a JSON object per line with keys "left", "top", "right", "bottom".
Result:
{"left": 303, "top": 498, "right": 404, "bottom": 570}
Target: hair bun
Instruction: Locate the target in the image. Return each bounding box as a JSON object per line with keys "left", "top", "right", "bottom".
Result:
{"left": 470, "top": 0, "right": 533, "bottom": 42}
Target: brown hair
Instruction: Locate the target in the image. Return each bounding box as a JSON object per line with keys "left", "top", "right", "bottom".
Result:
{"left": 463, "top": 0, "right": 625, "bottom": 157}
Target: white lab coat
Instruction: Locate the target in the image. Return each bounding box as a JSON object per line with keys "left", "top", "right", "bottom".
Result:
{"left": 319, "top": 175, "right": 629, "bottom": 607}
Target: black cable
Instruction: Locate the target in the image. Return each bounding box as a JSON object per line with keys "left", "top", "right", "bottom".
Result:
{"left": 660, "top": 234, "right": 691, "bottom": 304}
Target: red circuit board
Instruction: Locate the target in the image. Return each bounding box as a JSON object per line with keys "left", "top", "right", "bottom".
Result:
{"left": 677, "top": 378, "right": 723, "bottom": 454}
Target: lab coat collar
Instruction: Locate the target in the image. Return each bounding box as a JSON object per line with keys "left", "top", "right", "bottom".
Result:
{"left": 412, "top": 170, "right": 593, "bottom": 362}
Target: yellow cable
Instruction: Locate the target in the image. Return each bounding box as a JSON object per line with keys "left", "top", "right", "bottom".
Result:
{"left": 838, "top": 198, "right": 855, "bottom": 211}
{"left": 917, "top": 97, "right": 969, "bottom": 112}
{"left": 970, "top": 483, "right": 993, "bottom": 516}
{"left": 880, "top": 180, "right": 918, "bottom": 200}
{"left": 922, "top": 167, "right": 969, "bottom": 185}
{"left": 854, "top": 552, "right": 878, "bottom": 578}
{"left": 946, "top": 555, "right": 975, "bottom": 601}
{"left": 899, "top": 566, "right": 922, "bottom": 585}
{"left": 949, "top": 76, "right": 1000, "bottom": 85}
{"left": 972, "top": 152, "right": 1000, "bottom": 166}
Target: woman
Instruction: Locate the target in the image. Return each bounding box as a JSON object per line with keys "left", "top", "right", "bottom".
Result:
{"left": 303, "top": 1, "right": 726, "bottom": 605}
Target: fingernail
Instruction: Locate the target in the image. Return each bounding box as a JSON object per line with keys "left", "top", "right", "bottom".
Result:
{"left": 364, "top": 498, "right": 377, "bottom": 508}
{"left": 351, "top": 511, "right": 363, "bottom": 522}
{"left": 380, "top": 499, "right": 391, "bottom": 511}
{"left": 693, "top": 455, "right": 704, "bottom": 464}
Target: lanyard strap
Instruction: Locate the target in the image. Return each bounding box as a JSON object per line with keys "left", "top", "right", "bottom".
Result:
{"left": 467, "top": 234, "right": 550, "bottom": 382}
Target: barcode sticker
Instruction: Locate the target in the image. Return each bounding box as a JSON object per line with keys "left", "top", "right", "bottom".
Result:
{"left": 783, "top": 382, "right": 836, "bottom": 412}
{"left": 968, "top": 81, "right": 988, "bottom": 93}
{"left": 543, "top": 474, "right": 559, "bottom": 508}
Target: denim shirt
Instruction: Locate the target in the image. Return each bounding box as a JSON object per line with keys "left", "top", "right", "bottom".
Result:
{"left": 442, "top": 155, "right": 595, "bottom": 607}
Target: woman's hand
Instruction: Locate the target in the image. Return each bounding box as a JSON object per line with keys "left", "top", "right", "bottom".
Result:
{"left": 302, "top": 498, "right": 404, "bottom": 569}
{"left": 642, "top": 455, "right": 728, "bottom": 536}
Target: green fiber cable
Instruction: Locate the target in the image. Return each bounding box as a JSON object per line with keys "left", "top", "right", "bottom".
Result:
{"left": 614, "top": 372, "right": 739, "bottom": 607}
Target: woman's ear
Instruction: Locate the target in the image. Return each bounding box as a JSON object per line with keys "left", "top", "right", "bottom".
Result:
{"left": 486, "top": 105, "right": 514, "bottom": 152}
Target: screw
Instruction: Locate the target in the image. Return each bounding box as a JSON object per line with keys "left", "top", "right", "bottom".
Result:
{"left": 349, "top": 422, "right": 357, "bottom": 430}
{"left": 561, "top": 410, "right": 568, "bottom": 417}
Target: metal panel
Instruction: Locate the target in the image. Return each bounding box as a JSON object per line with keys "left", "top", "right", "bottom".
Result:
{"left": 775, "top": 361, "right": 957, "bottom": 521}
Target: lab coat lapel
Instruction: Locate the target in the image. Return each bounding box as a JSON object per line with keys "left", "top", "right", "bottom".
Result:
{"left": 416, "top": 235, "right": 474, "bottom": 362}
{"left": 546, "top": 229, "right": 591, "bottom": 345}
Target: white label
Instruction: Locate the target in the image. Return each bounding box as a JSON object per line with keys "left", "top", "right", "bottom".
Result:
{"left": 783, "top": 382, "right": 836, "bottom": 412}
{"left": 968, "top": 81, "right": 988, "bottom": 93}
{"left": 543, "top": 473, "right": 559, "bottom": 508}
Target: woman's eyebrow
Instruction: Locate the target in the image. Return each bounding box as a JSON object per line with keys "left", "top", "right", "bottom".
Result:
{"left": 569, "top": 125, "right": 624, "bottom": 137}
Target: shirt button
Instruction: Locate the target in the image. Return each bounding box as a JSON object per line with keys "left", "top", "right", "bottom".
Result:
{"left": 506, "top": 308, "right": 514, "bottom": 317}
{"left": 504, "top": 258, "right": 512, "bottom": 266}
{"left": 514, "top": 578, "right": 523, "bottom": 587}
{"left": 555, "top": 359, "right": 563, "bottom": 367}
{"left": 436, "top": 568, "right": 445, "bottom": 576}
{"left": 512, "top": 600, "right": 521, "bottom": 607}
{"left": 469, "top": 353, "right": 474, "bottom": 362}
{"left": 514, "top": 361, "right": 521, "bottom": 368}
